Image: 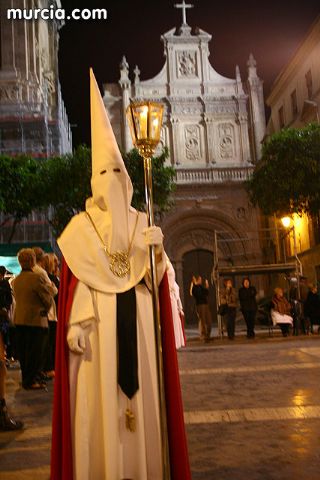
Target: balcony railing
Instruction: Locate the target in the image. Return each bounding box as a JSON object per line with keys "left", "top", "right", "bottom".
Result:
{"left": 175, "top": 166, "right": 254, "bottom": 184}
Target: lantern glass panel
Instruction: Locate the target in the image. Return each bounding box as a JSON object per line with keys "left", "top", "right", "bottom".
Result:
{"left": 132, "top": 105, "right": 148, "bottom": 140}
{"left": 149, "top": 106, "right": 163, "bottom": 142}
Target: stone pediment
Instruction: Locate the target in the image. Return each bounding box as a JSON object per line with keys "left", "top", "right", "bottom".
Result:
{"left": 103, "top": 9, "right": 265, "bottom": 167}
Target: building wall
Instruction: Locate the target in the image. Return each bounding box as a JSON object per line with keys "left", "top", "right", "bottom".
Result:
{"left": 0, "top": 0, "right": 72, "bottom": 245}
{"left": 0, "top": 0, "right": 72, "bottom": 157}
{"left": 266, "top": 16, "right": 320, "bottom": 284}
{"left": 267, "top": 17, "right": 320, "bottom": 132}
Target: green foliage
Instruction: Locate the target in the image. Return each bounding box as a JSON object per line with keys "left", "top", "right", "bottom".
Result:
{"left": 246, "top": 123, "right": 320, "bottom": 216}
{"left": 0, "top": 145, "right": 176, "bottom": 241}
{"left": 0, "top": 154, "right": 42, "bottom": 241}
{"left": 123, "top": 147, "right": 176, "bottom": 213}
{"left": 39, "top": 145, "right": 92, "bottom": 235}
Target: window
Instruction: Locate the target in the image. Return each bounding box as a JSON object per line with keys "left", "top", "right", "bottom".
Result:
{"left": 278, "top": 106, "right": 285, "bottom": 128}
{"left": 0, "top": 19, "right": 2, "bottom": 69}
{"left": 315, "top": 265, "right": 320, "bottom": 284}
{"left": 312, "top": 212, "right": 320, "bottom": 245}
{"left": 291, "top": 89, "right": 298, "bottom": 116}
{"left": 305, "top": 70, "right": 313, "bottom": 99}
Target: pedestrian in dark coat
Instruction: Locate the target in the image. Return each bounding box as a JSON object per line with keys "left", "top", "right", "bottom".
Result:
{"left": 191, "top": 276, "right": 212, "bottom": 342}
{"left": 304, "top": 284, "right": 320, "bottom": 332}
{"left": 239, "top": 277, "right": 257, "bottom": 338}
{"left": 219, "top": 278, "right": 237, "bottom": 339}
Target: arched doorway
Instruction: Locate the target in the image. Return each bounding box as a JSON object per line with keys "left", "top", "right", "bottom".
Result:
{"left": 182, "top": 249, "right": 217, "bottom": 325}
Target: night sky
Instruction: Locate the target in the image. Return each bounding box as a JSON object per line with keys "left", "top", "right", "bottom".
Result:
{"left": 58, "top": 0, "right": 320, "bottom": 146}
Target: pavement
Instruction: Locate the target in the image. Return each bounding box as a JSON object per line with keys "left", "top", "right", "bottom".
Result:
{"left": 1, "top": 330, "right": 320, "bottom": 479}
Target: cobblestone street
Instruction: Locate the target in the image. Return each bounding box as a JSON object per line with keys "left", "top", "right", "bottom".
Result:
{"left": 1, "top": 334, "right": 320, "bottom": 479}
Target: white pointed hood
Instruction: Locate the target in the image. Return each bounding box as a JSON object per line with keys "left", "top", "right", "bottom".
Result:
{"left": 57, "top": 69, "right": 149, "bottom": 293}
{"left": 88, "top": 68, "right": 133, "bottom": 253}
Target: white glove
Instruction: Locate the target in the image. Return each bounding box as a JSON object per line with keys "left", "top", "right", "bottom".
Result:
{"left": 67, "top": 324, "right": 86, "bottom": 354}
{"left": 143, "top": 226, "right": 164, "bottom": 250}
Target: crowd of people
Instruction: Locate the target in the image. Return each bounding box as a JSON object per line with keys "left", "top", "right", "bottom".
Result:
{"left": 0, "top": 247, "right": 59, "bottom": 431}
{"left": 190, "top": 274, "right": 320, "bottom": 341}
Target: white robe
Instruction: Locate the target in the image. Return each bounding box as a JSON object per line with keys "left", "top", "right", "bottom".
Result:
{"left": 58, "top": 206, "right": 167, "bottom": 479}
{"left": 168, "top": 282, "right": 185, "bottom": 350}
{"left": 166, "top": 262, "right": 185, "bottom": 350}
{"left": 67, "top": 261, "right": 166, "bottom": 480}
{"left": 69, "top": 281, "right": 163, "bottom": 480}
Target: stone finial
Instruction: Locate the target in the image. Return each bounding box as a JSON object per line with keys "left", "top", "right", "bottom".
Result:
{"left": 247, "top": 53, "right": 258, "bottom": 79}
{"left": 119, "top": 55, "right": 130, "bottom": 88}
{"left": 134, "top": 65, "right": 140, "bottom": 84}
{"left": 235, "top": 65, "right": 241, "bottom": 82}
{"left": 120, "top": 55, "right": 129, "bottom": 71}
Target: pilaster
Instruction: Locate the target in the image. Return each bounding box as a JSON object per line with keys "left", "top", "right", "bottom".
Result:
{"left": 119, "top": 56, "right": 133, "bottom": 152}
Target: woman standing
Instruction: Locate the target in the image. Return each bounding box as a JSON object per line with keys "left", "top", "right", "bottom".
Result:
{"left": 220, "top": 278, "right": 237, "bottom": 340}
{"left": 13, "top": 249, "right": 52, "bottom": 389}
{"left": 0, "top": 266, "right": 23, "bottom": 431}
{"left": 42, "top": 254, "right": 60, "bottom": 377}
{"left": 239, "top": 278, "right": 257, "bottom": 338}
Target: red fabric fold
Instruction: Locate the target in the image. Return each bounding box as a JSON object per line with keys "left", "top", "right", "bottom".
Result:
{"left": 51, "top": 259, "right": 76, "bottom": 480}
{"left": 50, "top": 262, "right": 191, "bottom": 480}
{"left": 160, "top": 273, "right": 191, "bottom": 479}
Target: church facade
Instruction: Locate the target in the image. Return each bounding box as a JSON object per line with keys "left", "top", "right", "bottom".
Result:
{"left": 0, "top": 0, "right": 72, "bottom": 158}
{"left": 103, "top": 8, "right": 266, "bottom": 319}
{"left": 0, "top": 0, "right": 72, "bottom": 246}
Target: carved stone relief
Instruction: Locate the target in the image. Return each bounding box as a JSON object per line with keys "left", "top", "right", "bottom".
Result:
{"left": 235, "top": 207, "right": 247, "bottom": 221}
{"left": 43, "top": 71, "right": 56, "bottom": 94}
{"left": 0, "top": 86, "right": 20, "bottom": 103}
{"left": 40, "top": 48, "right": 49, "bottom": 72}
{"left": 218, "top": 123, "right": 234, "bottom": 159}
{"left": 176, "top": 230, "right": 214, "bottom": 250}
{"left": 154, "top": 127, "right": 167, "bottom": 156}
{"left": 172, "top": 103, "right": 202, "bottom": 115}
{"left": 176, "top": 50, "right": 197, "bottom": 78}
{"left": 184, "top": 125, "right": 202, "bottom": 161}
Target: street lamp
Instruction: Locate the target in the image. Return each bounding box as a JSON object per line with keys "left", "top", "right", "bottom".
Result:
{"left": 280, "top": 215, "right": 302, "bottom": 299}
{"left": 281, "top": 216, "right": 291, "bottom": 228}
{"left": 126, "top": 100, "right": 170, "bottom": 480}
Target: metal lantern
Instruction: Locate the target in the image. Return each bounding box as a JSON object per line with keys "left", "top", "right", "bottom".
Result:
{"left": 126, "top": 101, "right": 164, "bottom": 159}
{"left": 126, "top": 100, "right": 170, "bottom": 480}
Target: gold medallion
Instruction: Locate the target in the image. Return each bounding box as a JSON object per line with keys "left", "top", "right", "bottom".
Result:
{"left": 108, "top": 250, "right": 130, "bottom": 278}
{"left": 86, "top": 211, "right": 139, "bottom": 279}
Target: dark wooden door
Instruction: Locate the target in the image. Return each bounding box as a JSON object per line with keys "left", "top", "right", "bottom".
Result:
{"left": 182, "top": 249, "right": 217, "bottom": 325}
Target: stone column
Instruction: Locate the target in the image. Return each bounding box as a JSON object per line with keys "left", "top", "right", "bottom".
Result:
{"left": 170, "top": 116, "right": 181, "bottom": 166}
{"left": 247, "top": 53, "right": 266, "bottom": 162}
{"left": 237, "top": 108, "right": 251, "bottom": 165}
{"left": 27, "top": 0, "right": 37, "bottom": 79}
{"left": 13, "top": 0, "right": 28, "bottom": 78}
{"left": 203, "top": 115, "right": 216, "bottom": 164}
{"left": 0, "top": 0, "right": 16, "bottom": 73}
{"left": 119, "top": 56, "right": 132, "bottom": 152}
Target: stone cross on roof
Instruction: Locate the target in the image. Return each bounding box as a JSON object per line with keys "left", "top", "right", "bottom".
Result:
{"left": 174, "top": 0, "right": 194, "bottom": 26}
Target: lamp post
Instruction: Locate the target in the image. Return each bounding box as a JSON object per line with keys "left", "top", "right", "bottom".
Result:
{"left": 280, "top": 215, "right": 302, "bottom": 299}
{"left": 126, "top": 101, "right": 171, "bottom": 480}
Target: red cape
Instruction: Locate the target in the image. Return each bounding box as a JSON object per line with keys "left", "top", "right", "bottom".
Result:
{"left": 51, "top": 259, "right": 191, "bottom": 479}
